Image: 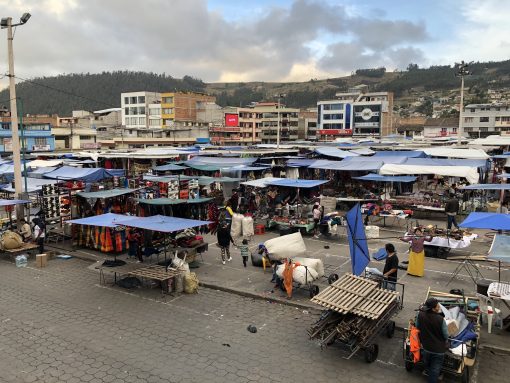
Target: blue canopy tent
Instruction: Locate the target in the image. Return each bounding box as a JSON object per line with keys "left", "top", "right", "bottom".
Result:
{"left": 488, "top": 234, "right": 510, "bottom": 281}
{"left": 184, "top": 156, "right": 257, "bottom": 168}
{"left": 404, "top": 158, "right": 488, "bottom": 169}
{"left": 352, "top": 174, "right": 417, "bottom": 183}
{"left": 123, "top": 215, "right": 210, "bottom": 233}
{"left": 1, "top": 177, "right": 58, "bottom": 193}
{"left": 67, "top": 213, "right": 134, "bottom": 228}
{"left": 314, "top": 147, "right": 359, "bottom": 159}
{"left": 76, "top": 188, "right": 138, "bottom": 199}
{"left": 152, "top": 164, "right": 188, "bottom": 172}
{"left": 286, "top": 159, "right": 318, "bottom": 168}
{"left": 373, "top": 150, "right": 426, "bottom": 158}
{"left": 43, "top": 166, "right": 118, "bottom": 182}
{"left": 345, "top": 203, "right": 370, "bottom": 276}
{"left": 309, "top": 159, "right": 384, "bottom": 172}
{"left": 265, "top": 179, "right": 329, "bottom": 188}
{"left": 459, "top": 212, "right": 510, "bottom": 231}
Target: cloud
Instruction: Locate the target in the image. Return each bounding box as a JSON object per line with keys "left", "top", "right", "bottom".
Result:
{"left": 0, "top": 0, "right": 431, "bottom": 86}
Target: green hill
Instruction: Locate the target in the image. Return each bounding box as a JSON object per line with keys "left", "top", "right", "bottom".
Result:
{"left": 1, "top": 60, "right": 510, "bottom": 116}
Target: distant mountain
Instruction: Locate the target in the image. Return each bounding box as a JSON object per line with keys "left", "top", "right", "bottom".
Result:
{"left": 1, "top": 60, "right": 510, "bottom": 116}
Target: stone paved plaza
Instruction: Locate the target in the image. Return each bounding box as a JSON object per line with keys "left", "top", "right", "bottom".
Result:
{"left": 0, "top": 255, "right": 508, "bottom": 383}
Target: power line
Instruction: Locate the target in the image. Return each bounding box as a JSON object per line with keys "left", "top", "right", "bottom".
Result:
{"left": 12, "top": 75, "right": 117, "bottom": 109}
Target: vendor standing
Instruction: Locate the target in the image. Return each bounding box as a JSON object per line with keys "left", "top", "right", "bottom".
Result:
{"left": 400, "top": 228, "right": 433, "bottom": 277}
{"left": 445, "top": 193, "right": 460, "bottom": 230}
{"left": 416, "top": 298, "right": 448, "bottom": 383}
{"left": 382, "top": 243, "right": 399, "bottom": 290}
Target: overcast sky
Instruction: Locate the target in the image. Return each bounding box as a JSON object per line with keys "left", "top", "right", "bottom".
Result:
{"left": 0, "top": 0, "right": 508, "bottom": 90}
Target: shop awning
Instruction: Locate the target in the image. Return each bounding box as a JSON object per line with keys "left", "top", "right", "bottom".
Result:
{"left": 241, "top": 177, "right": 284, "bottom": 188}
{"left": 27, "top": 159, "right": 64, "bottom": 167}
{"left": 419, "top": 147, "right": 489, "bottom": 159}
{"left": 404, "top": 158, "right": 488, "bottom": 168}
{"left": 265, "top": 179, "right": 329, "bottom": 188}
{"left": 196, "top": 176, "right": 243, "bottom": 185}
{"left": 286, "top": 159, "right": 318, "bottom": 168}
{"left": 349, "top": 148, "right": 375, "bottom": 156}
{"left": 229, "top": 165, "right": 270, "bottom": 171}
{"left": 122, "top": 215, "right": 211, "bottom": 233}
{"left": 43, "top": 166, "right": 116, "bottom": 182}
{"left": 459, "top": 212, "right": 510, "bottom": 231}
{"left": 77, "top": 188, "right": 138, "bottom": 199}
{"left": 66, "top": 213, "right": 134, "bottom": 228}
{"left": 353, "top": 174, "right": 417, "bottom": 183}
{"left": 186, "top": 164, "right": 222, "bottom": 172}
{"left": 380, "top": 164, "right": 479, "bottom": 184}
{"left": 137, "top": 197, "right": 213, "bottom": 205}
{"left": 1, "top": 178, "right": 58, "bottom": 193}
{"left": 153, "top": 164, "right": 188, "bottom": 171}
{"left": 309, "top": 160, "right": 384, "bottom": 172}
{"left": 185, "top": 156, "right": 257, "bottom": 168}
{"left": 314, "top": 147, "right": 359, "bottom": 159}
{"left": 488, "top": 234, "right": 510, "bottom": 263}
{"left": 461, "top": 183, "right": 510, "bottom": 190}
{"left": 0, "top": 199, "right": 31, "bottom": 206}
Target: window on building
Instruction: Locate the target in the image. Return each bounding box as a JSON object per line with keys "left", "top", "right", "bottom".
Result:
{"left": 162, "top": 97, "right": 174, "bottom": 104}
{"left": 124, "top": 97, "right": 129, "bottom": 105}
{"left": 323, "top": 114, "right": 343, "bottom": 120}
{"left": 323, "top": 103, "right": 343, "bottom": 111}
{"left": 496, "top": 117, "right": 501, "bottom": 121}
{"left": 34, "top": 138, "right": 47, "bottom": 146}
{"left": 479, "top": 127, "right": 489, "bottom": 132}
{"left": 149, "top": 108, "right": 160, "bottom": 116}
{"left": 149, "top": 119, "right": 161, "bottom": 126}
{"left": 470, "top": 109, "right": 475, "bottom": 113}
{"left": 138, "top": 106, "right": 146, "bottom": 115}
{"left": 139, "top": 117, "right": 146, "bottom": 126}
{"left": 464, "top": 117, "right": 474, "bottom": 123}
{"left": 502, "top": 116, "right": 510, "bottom": 122}
{"left": 130, "top": 97, "right": 137, "bottom": 104}
{"left": 480, "top": 116, "right": 490, "bottom": 122}
{"left": 162, "top": 108, "right": 174, "bottom": 115}
{"left": 453, "top": 127, "right": 457, "bottom": 133}
{"left": 80, "top": 136, "right": 92, "bottom": 140}
{"left": 138, "top": 96, "right": 145, "bottom": 104}
{"left": 130, "top": 107, "right": 137, "bottom": 115}
{"left": 125, "top": 107, "right": 129, "bottom": 116}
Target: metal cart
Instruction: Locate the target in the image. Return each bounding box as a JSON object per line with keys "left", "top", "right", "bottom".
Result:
{"left": 402, "top": 289, "right": 480, "bottom": 382}
{"left": 308, "top": 273, "right": 404, "bottom": 363}
{"left": 277, "top": 264, "right": 320, "bottom": 298}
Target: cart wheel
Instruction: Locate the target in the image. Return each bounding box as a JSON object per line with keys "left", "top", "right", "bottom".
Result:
{"left": 309, "top": 285, "right": 319, "bottom": 298}
{"left": 364, "top": 343, "right": 379, "bottom": 363}
{"left": 328, "top": 273, "right": 339, "bottom": 284}
{"left": 461, "top": 366, "right": 470, "bottom": 383}
{"left": 386, "top": 320, "right": 395, "bottom": 338}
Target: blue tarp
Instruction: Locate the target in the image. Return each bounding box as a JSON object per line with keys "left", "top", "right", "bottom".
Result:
{"left": 404, "top": 158, "right": 488, "bottom": 168}
{"left": 286, "top": 159, "right": 318, "bottom": 167}
{"left": 122, "top": 215, "right": 211, "bottom": 233}
{"left": 488, "top": 234, "right": 510, "bottom": 263}
{"left": 309, "top": 159, "right": 384, "bottom": 172}
{"left": 1, "top": 177, "right": 57, "bottom": 193}
{"left": 353, "top": 174, "right": 417, "bottom": 183}
{"left": 346, "top": 203, "right": 370, "bottom": 276}
{"left": 265, "top": 179, "right": 329, "bottom": 188}
{"left": 106, "top": 169, "right": 126, "bottom": 177}
{"left": 185, "top": 156, "right": 257, "bottom": 167}
{"left": 153, "top": 164, "right": 188, "bottom": 171}
{"left": 462, "top": 184, "right": 510, "bottom": 190}
{"left": 459, "top": 212, "right": 510, "bottom": 230}
{"left": 230, "top": 165, "right": 270, "bottom": 171}
{"left": 43, "top": 166, "right": 115, "bottom": 182}
{"left": 67, "top": 213, "right": 134, "bottom": 228}
{"left": 315, "top": 147, "right": 359, "bottom": 159}
{"left": 0, "top": 199, "right": 31, "bottom": 206}
{"left": 373, "top": 151, "right": 426, "bottom": 158}
{"left": 343, "top": 156, "right": 407, "bottom": 165}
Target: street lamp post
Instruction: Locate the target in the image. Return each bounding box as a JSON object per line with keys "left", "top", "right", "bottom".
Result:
{"left": 455, "top": 61, "right": 470, "bottom": 145}
{"left": 1, "top": 13, "right": 31, "bottom": 225}
{"left": 274, "top": 93, "right": 286, "bottom": 149}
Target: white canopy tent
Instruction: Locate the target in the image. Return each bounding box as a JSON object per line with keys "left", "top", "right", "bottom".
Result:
{"left": 379, "top": 164, "right": 480, "bottom": 184}
{"left": 418, "top": 147, "right": 489, "bottom": 159}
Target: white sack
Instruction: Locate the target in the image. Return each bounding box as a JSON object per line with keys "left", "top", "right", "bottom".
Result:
{"left": 264, "top": 232, "right": 306, "bottom": 260}
{"left": 293, "top": 257, "right": 324, "bottom": 278}
{"left": 276, "top": 264, "right": 319, "bottom": 284}
{"left": 231, "top": 213, "right": 244, "bottom": 238}
{"left": 242, "top": 216, "right": 254, "bottom": 237}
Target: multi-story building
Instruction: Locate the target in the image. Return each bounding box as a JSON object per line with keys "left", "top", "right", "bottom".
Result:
{"left": 245, "top": 102, "right": 299, "bottom": 144}
{"left": 317, "top": 88, "right": 394, "bottom": 140}
{"left": 121, "top": 91, "right": 161, "bottom": 131}
{"left": 0, "top": 121, "right": 55, "bottom": 153}
{"left": 298, "top": 108, "right": 317, "bottom": 141}
{"left": 160, "top": 92, "right": 215, "bottom": 127}
{"left": 463, "top": 103, "right": 510, "bottom": 138}
{"left": 423, "top": 118, "right": 459, "bottom": 138}
{"left": 208, "top": 107, "right": 261, "bottom": 145}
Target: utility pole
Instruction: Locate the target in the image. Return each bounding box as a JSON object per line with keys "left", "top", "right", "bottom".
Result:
{"left": 455, "top": 61, "right": 471, "bottom": 145}
{"left": 275, "top": 93, "right": 286, "bottom": 149}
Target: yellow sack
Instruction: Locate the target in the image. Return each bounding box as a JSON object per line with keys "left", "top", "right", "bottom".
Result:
{"left": 1, "top": 230, "right": 23, "bottom": 250}
{"left": 183, "top": 272, "right": 199, "bottom": 294}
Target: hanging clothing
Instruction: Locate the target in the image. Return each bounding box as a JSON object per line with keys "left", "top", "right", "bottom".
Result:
{"left": 409, "top": 324, "right": 421, "bottom": 363}
{"left": 407, "top": 250, "right": 425, "bottom": 277}
{"left": 283, "top": 260, "right": 299, "bottom": 298}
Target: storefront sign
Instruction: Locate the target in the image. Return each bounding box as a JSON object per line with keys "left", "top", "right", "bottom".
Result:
{"left": 316, "top": 129, "right": 352, "bottom": 135}
{"left": 225, "top": 113, "right": 239, "bottom": 127}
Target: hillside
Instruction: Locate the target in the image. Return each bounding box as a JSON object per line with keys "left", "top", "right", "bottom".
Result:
{"left": 1, "top": 60, "right": 510, "bottom": 116}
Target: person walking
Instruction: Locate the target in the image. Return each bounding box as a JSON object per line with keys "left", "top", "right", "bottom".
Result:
{"left": 400, "top": 227, "right": 433, "bottom": 277}
{"left": 32, "top": 218, "right": 46, "bottom": 254}
{"left": 416, "top": 298, "right": 448, "bottom": 383}
{"left": 382, "top": 243, "right": 398, "bottom": 290}
{"left": 237, "top": 239, "right": 250, "bottom": 267}
{"left": 445, "top": 193, "right": 460, "bottom": 230}
{"left": 312, "top": 201, "right": 322, "bottom": 238}
{"left": 496, "top": 201, "right": 509, "bottom": 214}
{"left": 217, "top": 223, "right": 234, "bottom": 265}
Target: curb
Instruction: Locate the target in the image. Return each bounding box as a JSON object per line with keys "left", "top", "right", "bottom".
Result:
{"left": 479, "top": 344, "right": 510, "bottom": 355}
{"left": 199, "top": 281, "right": 321, "bottom": 312}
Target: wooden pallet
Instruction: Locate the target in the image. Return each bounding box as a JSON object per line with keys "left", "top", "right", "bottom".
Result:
{"left": 351, "top": 288, "right": 399, "bottom": 319}
{"left": 128, "top": 265, "right": 179, "bottom": 281}
{"left": 311, "top": 274, "right": 378, "bottom": 314}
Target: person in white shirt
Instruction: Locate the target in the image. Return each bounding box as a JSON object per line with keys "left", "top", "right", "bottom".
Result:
{"left": 33, "top": 218, "right": 46, "bottom": 254}
{"left": 312, "top": 202, "right": 323, "bottom": 238}
{"left": 496, "top": 202, "right": 509, "bottom": 214}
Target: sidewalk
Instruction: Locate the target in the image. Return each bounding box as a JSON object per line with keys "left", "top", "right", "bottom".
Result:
{"left": 46, "top": 224, "right": 510, "bottom": 353}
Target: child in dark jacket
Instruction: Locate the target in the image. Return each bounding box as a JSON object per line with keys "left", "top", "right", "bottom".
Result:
{"left": 238, "top": 239, "right": 250, "bottom": 267}
{"left": 217, "top": 223, "right": 234, "bottom": 264}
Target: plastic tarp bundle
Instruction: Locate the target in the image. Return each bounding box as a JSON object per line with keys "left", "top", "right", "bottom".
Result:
{"left": 419, "top": 147, "right": 489, "bottom": 159}
{"left": 44, "top": 166, "right": 115, "bottom": 182}
{"left": 276, "top": 264, "right": 319, "bottom": 284}
{"left": 346, "top": 203, "right": 370, "bottom": 276}
{"left": 122, "top": 215, "right": 211, "bottom": 233}
{"left": 293, "top": 257, "right": 325, "bottom": 278}
{"left": 265, "top": 179, "right": 329, "bottom": 188}
{"left": 231, "top": 213, "right": 244, "bottom": 237}
{"left": 242, "top": 216, "right": 254, "bottom": 237}
{"left": 373, "top": 150, "right": 426, "bottom": 158}
{"left": 459, "top": 212, "right": 510, "bottom": 231}
{"left": 264, "top": 232, "right": 307, "bottom": 261}
{"left": 379, "top": 164, "right": 479, "bottom": 184}
{"left": 314, "top": 147, "right": 359, "bottom": 159}
{"left": 67, "top": 213, "right": 134, "bottom": 228}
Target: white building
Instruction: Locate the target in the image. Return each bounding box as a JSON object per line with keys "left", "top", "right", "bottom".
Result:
{"left": 121, "top": 91, "right": 161, "bottom": 130}
{"left": 463, "top": 103, "right": 510, "bottom": 138}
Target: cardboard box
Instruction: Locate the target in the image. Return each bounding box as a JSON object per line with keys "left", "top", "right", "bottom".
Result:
{"left": 446, "top": 319, "right": 459, "bottom": 336}
{"left": 36, "top": 253, "right": 48, "bottom": 268}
